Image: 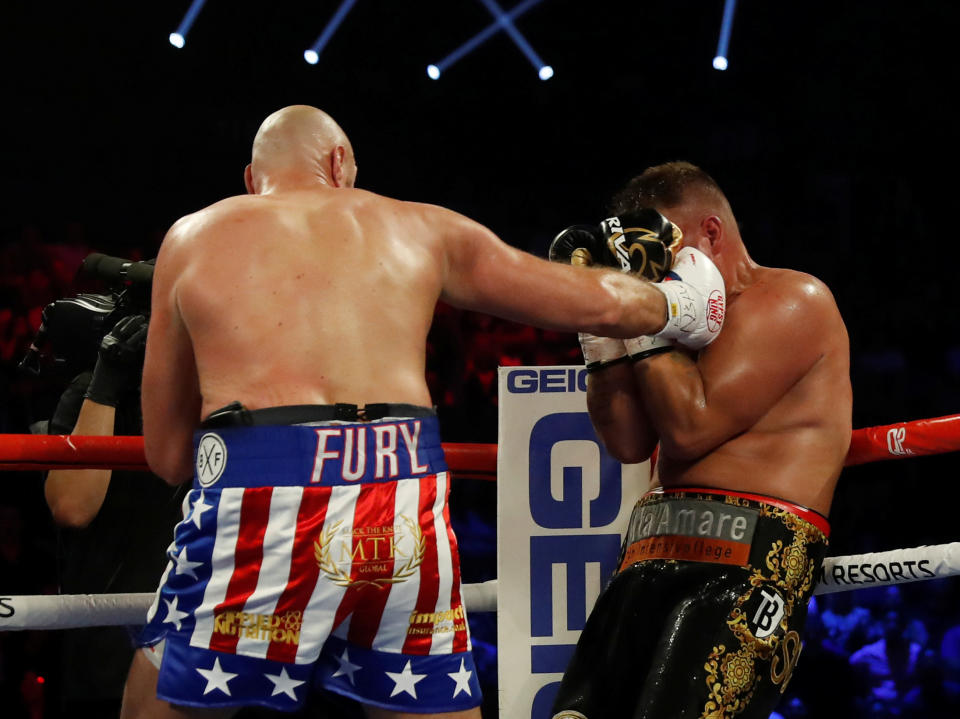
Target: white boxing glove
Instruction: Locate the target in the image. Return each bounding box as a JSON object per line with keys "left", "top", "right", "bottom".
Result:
{"left": 578, "top": 333, "right": 629, "bottom": 373}
{"left": 651, "top": 247, "right": 726, "bottom": 350}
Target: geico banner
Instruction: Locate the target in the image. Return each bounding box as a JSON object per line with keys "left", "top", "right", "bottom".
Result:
{"left": 496, "top": 366, "right": 649, "bottom": 719}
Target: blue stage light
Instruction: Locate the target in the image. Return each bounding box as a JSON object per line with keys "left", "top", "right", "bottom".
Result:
{"left": 170, "top": 0, "right": 207, "bottom": 49}
{"left": 477, "top": 0, "right": 550, "bottom": 78}
{"left": 539, "top": 65, "right": 553, "bottom": 80}
{"left": 427, "top": 64, "right": 441, "bottom": 80}
{"left": 305, "top": 0, "right": 358, "bottom": 66}
{"left": 427, "top": 0, "right": 546, "bottom": 78}
{"left": 714, "top": 0, "right": 738, "bottom": 70}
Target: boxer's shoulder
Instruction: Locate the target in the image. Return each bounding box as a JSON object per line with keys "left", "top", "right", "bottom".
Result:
{"left": 741, "top": 267, "right": 836, "bottom": 310}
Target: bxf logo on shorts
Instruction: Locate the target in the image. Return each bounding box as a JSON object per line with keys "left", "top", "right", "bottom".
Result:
{"left": 749, "top": 588, "right": 786, "bottom": 639}
{"left": 196, "top": 433, "right": 228, "bottom": 486}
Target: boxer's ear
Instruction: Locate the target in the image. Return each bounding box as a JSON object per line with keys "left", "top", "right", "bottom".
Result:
{"left": 331, "top": 146, "right": 346, "bottom": 188}
{"left": 243, "top": 164, "right": 255, "bottom": 194}
{"left": 702, "top": 215, "right": 723, "bottom": 249}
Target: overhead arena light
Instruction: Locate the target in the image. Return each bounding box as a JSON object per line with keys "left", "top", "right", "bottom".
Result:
{"left": 304, "top": 0, "right": 358, "bottom": 65}
{"left": 168, "top": 0, "right": 208, "bottom": 50}
{"left": 713, "top": 0, "right": 738, "bottom": 71}
{"left": 426, "top": 0, "right": 548, "bottom": 80}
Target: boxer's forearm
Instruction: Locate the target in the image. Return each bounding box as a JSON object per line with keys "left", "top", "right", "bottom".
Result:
{"left": 45, "top": 399, "right": 116, "bottom": 527}
{"left": 634, "top": 350, "right": 733, "bottom": 460}
{"left": 586, "top": 363, "right": 658, "bottom": 464}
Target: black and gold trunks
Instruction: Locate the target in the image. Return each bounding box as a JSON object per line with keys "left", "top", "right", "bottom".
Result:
{"left": 551, "top": 487, "right": 829, "bottom": 719}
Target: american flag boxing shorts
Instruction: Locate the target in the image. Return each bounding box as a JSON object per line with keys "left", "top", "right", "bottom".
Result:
{"left": 137, "top": 413, "right": 482, "bottom": 713}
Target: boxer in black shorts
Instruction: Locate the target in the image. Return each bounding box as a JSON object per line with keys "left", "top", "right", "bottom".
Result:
{"left": 553, "top": 488, "right": 829, "bottom": 718}
{"left": 549, "top": 162, "right": 851, "bottom": 718}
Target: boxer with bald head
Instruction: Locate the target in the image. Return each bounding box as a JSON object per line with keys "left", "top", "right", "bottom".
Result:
{"left": 120, "top": 106, "right": 685, "bottom": 719}
{"left": 551, "top": 162, "right": 853, "bottom": 719}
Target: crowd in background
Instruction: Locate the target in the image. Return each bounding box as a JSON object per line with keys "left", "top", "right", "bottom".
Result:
{"left": 1, "top": 226, "right": 960, "bottom": 717}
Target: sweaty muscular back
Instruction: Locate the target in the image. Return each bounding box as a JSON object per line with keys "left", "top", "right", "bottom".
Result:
{"left": 165, "top": 187, "right": 444, "bottom": 417}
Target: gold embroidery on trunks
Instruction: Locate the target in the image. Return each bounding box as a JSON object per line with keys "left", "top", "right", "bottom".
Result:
{"left": 698, "top": 503, "right": 824, "bottom": 718}
{"left": 314, "top": 515, "right": 426, "bottom": 588}
{"left": 771, "top": 630, "right": 802, "bottom": 693}
{"left": 701, "top": 644, "right": 760, "bottom": 718}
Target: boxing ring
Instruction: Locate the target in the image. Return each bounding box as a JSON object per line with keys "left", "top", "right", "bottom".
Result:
{"left": 1, "top": 413, "right": 959, "bottom": 624}
{"left": 2, "top": 378, "right": 960, "bottom": 717}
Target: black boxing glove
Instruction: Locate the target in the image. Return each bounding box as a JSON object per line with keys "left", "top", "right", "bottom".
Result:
{"left": 548, "top": 224, "right": 614, "bottom": 268}
{"left": 549, "top": 208, "right": 682, "bottom": 281}
{"left": 549, "top": 225, "right": 629, "bottom": 370}
{"left": 599, "top": 208, "right": 683, "bottom": 281}
{"left": 85, "top": 314, "right": 149, "bottom": 407}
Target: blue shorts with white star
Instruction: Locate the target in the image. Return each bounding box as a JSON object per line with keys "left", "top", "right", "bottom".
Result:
{"left": 154, "top": 632, "right": 482, "bottom": 713}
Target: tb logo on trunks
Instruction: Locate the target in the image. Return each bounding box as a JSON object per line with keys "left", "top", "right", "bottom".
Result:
{"left": 744, "top": 587, "right": 785, "bottom": 638}
{"left": 620, "top": 497, "right": 759, "bottom": 570}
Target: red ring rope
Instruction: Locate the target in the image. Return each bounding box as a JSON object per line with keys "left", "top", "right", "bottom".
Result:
{"left": 1, "top": 412, "right": 958, "bottom": 474}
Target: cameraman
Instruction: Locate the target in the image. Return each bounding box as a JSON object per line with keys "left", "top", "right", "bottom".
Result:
{"left": 43, "top": 314, "right": 187, "bottom": 717}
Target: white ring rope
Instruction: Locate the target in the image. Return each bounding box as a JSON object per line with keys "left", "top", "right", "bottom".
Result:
{"left": 3, "top": 542, "right": 959, "bottom": 631}
{"left": 0, "top": 579, "right": 500, "bottom": 632}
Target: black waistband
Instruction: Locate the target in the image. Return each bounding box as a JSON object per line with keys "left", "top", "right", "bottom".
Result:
{"left": 200, "top": 401, "right": 436, "bottom": 428}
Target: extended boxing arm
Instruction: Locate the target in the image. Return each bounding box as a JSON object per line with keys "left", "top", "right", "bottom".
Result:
{"left": 436, "top": 208, "right": 668, "bottom": 338}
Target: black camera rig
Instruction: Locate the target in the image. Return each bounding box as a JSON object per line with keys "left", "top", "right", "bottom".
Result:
{"left": 19, "top": 253, "right": 155, "bottom": 380}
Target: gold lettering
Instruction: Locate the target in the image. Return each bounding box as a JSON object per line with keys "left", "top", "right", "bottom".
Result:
{"left": 352, "top": 541, "right": 366, "bottom": 561}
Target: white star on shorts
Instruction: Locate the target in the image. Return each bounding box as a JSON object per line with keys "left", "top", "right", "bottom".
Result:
{"left": 332, "top": 648, "right": 362, "bottom": 685}
{"left": 162, "top": 596, "right": 189, "bottom": 631}
{"left": 448, "top": 658, "right": 473, "bottom": 697}
{"left": 265, "top": 667, "right": 305, "bottom": 700}
{"left": 174, "top": 547, "right": 203, "bottom": 579}
{"left": 386, "top": 660, "right": 427, "bottom": 699}
{"left": 197, "top": 657, "right": 237, "bottom": 695}
{"left": 189, "top": 490, "right": 213, "bottom": 529}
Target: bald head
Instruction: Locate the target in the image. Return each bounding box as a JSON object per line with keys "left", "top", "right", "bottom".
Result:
{"left": 246, "top": 105, "right": 357, "bottom": 193}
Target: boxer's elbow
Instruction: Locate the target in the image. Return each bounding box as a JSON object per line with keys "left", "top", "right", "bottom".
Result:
{"left": 46, "top": 490, "right": 97, "bottom": 529}
{"left": 605, "top": 440, "right": 654, "bottom": 466}
{"left": 144, "top": 435, "right": 193, "bottom": 486}
{"left": 590, "top": 416, "right": 657, "bottom": 464}
{"left": 656, "top": 428, "right": 712, "bottom": 462}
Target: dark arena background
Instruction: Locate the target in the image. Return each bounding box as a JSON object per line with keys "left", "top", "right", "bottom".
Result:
{"left": 2, "top": 1, "right": 960, "bottom": 717}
